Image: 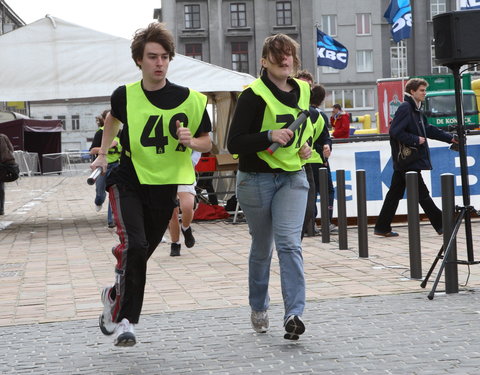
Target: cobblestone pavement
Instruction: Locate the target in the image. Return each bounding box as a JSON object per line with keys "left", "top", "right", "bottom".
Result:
{"left": 2, "top": 293, "right": 480, "bottom": 374}
{"left": 1, "top": 174, "right": 480, "bottom": 374}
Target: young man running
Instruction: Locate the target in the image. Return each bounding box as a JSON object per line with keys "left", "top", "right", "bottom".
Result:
{"left": 90, "top": 22, "right": 212, "bottom": 346}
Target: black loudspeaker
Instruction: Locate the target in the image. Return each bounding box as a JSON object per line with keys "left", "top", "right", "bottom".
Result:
{"left": 433, "top": 10, "right": 480, "bottom": 66}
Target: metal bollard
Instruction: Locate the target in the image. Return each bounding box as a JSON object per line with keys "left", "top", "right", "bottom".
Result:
{"left": 406, "top": 171, "right": 422, "bottom": 279}
{"left": 319, "top": 168, "right": 330, "bottom": 243}
{"left": 442, "top": 173, "right": 458, "bottom": 293}
{"left": 356, "top": 170, "right": 368, "bottom": 258}
{"left": 336, "top": 169, "right": 348, "bottom": 250}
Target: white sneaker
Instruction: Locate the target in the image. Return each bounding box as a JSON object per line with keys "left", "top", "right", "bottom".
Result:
{"left": 114, "top": 318, "right": 136, "bottom": 347}
{"left": 329, "top": 224, "right": 338, "bottom": 234}
{"left": 99, "top": 286, "right": 116, "bottom": 335}
{"left": 250, "top": 310, "right": 269, "bottom": 333}
{"left": 95, "top": 204, "right": 103, "bottom": 212}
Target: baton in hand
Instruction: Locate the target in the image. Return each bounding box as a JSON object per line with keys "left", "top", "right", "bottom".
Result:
{"left": 266, "top": 110, "right": 310, "bottom": 154}
{"left": 87, "top": 167, "right": 102, "bottom": 185}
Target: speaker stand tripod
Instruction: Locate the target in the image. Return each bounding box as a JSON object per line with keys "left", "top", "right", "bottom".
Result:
{"left": 420, "top": 63, "right": 480, "bottom": 299}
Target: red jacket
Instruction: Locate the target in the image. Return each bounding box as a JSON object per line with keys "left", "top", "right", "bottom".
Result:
{"left": 330, "top": 112, "right": 350, "bottom": 138}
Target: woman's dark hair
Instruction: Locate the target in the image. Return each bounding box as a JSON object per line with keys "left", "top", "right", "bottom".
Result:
{"left": 131, "top": 22, "right": 175, "bottom": 68}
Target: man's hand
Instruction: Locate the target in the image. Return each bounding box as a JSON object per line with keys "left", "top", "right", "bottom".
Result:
{"left": 176, "top": 120, "right": 193, "bottom": 147}
{"left": 418, "top": 136, "right": 426, "bottom": 145}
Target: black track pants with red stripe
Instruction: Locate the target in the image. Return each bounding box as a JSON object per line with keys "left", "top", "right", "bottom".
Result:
{"left": 108, "top": 184, "right": 176, "bottom": 324}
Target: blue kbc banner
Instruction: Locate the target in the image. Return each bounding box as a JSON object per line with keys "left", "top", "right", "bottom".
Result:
{"left": 459, "top": 0, "right": 480, "bottom": 9}
{"left": 384, "top": 0, "right": 412, "bottom": 43}
{"left": 316, "top": 29, "right": 348, "bottom": 70}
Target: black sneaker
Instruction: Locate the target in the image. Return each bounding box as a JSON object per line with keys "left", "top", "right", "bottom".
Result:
{"left": 181, "top": 226, "right": 195, "bottom": 248}
{"left": 170, "top": 243, "right": 181, "bottom": 256}
{"left": 284, "top": 315, "right": 305, "bottom": 340}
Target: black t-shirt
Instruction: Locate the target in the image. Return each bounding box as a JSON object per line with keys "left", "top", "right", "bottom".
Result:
{"left": 106, "top": 79, "right": 212, "bottom": 205}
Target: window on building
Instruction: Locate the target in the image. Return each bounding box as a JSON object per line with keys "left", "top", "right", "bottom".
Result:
{"left": 72, "top": 115, "right": 80, "bottom": 130}
{"left": 390, "top": 40, "right": 408, "bottom": 77}
{"left": 321, "top": 15, "right": 337, "bottom": 36}
{"left": 185, "top": 4, "right": 201, "bottom": 29}
{"left": 431, "top": 45, "right": 449, "bottom": 74}
{"left": 185, "top": 43, "right": 203, "bottom": 60}
{"left": 230, "top": 3, "right": 246, "bottom": 27}
{"left": 43, "top": 116, "right": 52, "bottom": 119}
{"left": 356, "top": 50, "right": 373, "bottom": 72}
{"left": 58, "top": 115, "right": 66, "bottom": 130}
{"left": 276, "top": 1, "right": 292, "bottom": 26}
{"left": 232, "top": 42, "right": 249, "bottom": 73}
{"left": 324, "top": 88, "right": 375, "bottom": 110}
{"left": 430, "top": 0, "right": 446, "bottom": 19}
{"left": 356, "top": 13, "right": 371, "bottom": 35}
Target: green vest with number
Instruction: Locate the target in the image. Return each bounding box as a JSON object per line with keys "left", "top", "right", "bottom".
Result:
{"left": 99, "top": 126, "right": 122, "bottom": 164}
{"left": 126, "top": 81, "right": 207, "bottom": 185}
{"left": 249, "top": 78, "right": 313, "bottom": 171}
{"left": 306, "top": 110, "right": 325, "bottom": 164}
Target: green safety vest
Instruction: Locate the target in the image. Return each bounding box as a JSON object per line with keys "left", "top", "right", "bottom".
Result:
{"left": 99, "top": 126, "right": 122, "bottom": 164}
{"left": 125, "top": 81, "right": 207, "bottom": 185}
{"left": 249, "top": 77, "right": 313, "bottom": 171}
{"left": 306, "top": 110, "right": 325, "bottom": 164}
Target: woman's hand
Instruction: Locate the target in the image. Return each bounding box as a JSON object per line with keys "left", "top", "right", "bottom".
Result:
{"left": 298, "top": 143, "right": 312, "bottom": 160}
{"left": 271, "top": 128, "right": 294, "bottom": 146}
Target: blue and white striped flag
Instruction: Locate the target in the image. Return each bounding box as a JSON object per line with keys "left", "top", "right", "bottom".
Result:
{"left": 384, "top": 0, "right": 412, "bottom": 43}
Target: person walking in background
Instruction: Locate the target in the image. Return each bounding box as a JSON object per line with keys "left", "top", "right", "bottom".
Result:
{"left": 330, "top": 104, "right": 350, "bottom": 139}
{"left": 294, "top": 70, "right": 318, "bottom": 237}
{"left": 374, "top": 78, "right": 457, "bottom": 237}
{"left": 0, "top": 133, "right": 18, "bottom": 215}
{"left": 228, "top": 33, "right": 312, "bottom": 341}
{"left": 168, "top": 150, "right": 201, "bottom": 256}
{"left": 89, "top": 109, "right": 122, "bottom": 228}
{"left": 90, "top": 22, "right": 212, "bottom": 347}
{"left": 309, "top": 84, "right": 336, "bottom": 234}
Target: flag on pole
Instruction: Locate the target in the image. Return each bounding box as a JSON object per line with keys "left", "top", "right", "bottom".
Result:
{"left": 384, "top": 0, "right": 412, "bottom": 43}
{"left": 458, "top": 0, "right": 480, "bottom": 9}
{"left": 316, "top": 28, "right": 348, "bottom": 70}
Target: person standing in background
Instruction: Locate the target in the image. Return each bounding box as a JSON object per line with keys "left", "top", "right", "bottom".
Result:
{"left": 330, "top": 104, "right": 350, "bottom": 139}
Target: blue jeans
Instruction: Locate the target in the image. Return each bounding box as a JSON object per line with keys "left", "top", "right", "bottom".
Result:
{"left": 95, "top": 162, "right": 118, "bottom": 225}
{"left": 236, "top": 170, "right": 309, "bottom": 320}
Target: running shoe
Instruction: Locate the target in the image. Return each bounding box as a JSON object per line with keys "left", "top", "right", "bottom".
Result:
{"left": 284, "top": 315, "right": 305, "bottom": 340}
{"left": 251, "top": 310, "right": 269, "bottom": 333}
{"left": 181, "top": 226, "right": 195, "bottom": 248}
{"left": 114, "top": 318, "right": 136, "bottom": 347}
{"left": 99, "top": 286, "right": 116, "bottom": 336}
{"left": 170, "top": 243, "right": 181, "bottom": 257}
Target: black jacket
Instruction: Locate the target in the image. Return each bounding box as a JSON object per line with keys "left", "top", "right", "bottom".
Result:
{"left": 389, "top": 94, "right": 453, "bottom": 171}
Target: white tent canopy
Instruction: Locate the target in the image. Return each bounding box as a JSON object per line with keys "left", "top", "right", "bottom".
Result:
{"left": 0, "top": 16, "right": 255, "bottom": 148}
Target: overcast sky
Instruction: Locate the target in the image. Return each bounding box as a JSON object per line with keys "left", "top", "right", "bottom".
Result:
{"left": 6, "top": 0, "right": 162, "bottom": 39}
